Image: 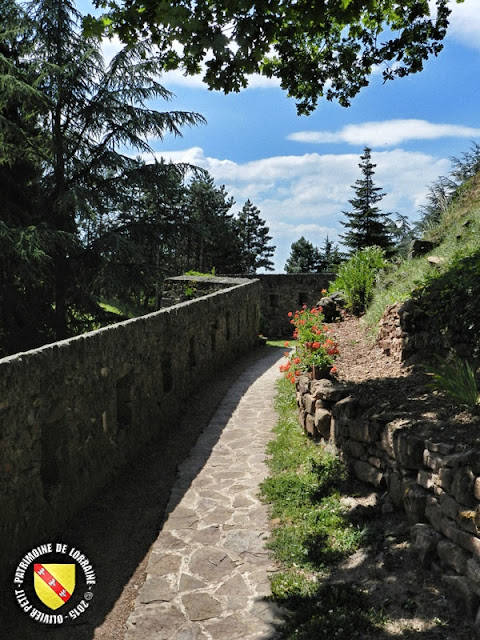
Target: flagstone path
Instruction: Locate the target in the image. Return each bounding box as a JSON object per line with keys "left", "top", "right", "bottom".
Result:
{"left": 124, "top": 349, "right": 286, "bottom": 640}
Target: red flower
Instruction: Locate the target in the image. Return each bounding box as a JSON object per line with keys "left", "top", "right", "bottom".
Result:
{"left": 288, "top": 311, "right": 293, "bottom": 317}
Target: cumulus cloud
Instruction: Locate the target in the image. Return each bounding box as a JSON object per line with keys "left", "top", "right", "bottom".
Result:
{"left": 149, "top": 147, "right": 449, "bottom": 271}
{"left": 288, "top": 119, "right": 480, "bottom": 148}
{"left": 444, "top": 0, "right": 480, "bottom": 51}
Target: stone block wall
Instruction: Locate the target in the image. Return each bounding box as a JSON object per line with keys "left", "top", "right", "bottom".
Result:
{"left": 254, "top": 274, "right": 336, "bottom": 337}
{"left": 377, "top": 298, "right": 473, "bottom": 362}
{"left": 296, "top": 374, "right": 480, "bottom": 617}
{"left": 161, "top": 273, "right": 337, "bottom": 338}
{"left": 160, "top": 275, "right": 251, "bottom": 308}
{"left": 0, "top": 279, "right": 261, "bottom": 572}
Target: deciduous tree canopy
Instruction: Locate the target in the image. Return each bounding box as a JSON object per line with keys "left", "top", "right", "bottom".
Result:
{"left": 88, "top": 0, "right": 455, "bottom": 114}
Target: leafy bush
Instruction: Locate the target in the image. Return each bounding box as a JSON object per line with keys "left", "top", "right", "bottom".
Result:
{"left": 332, "top": 246, "right": 386, "bottom": 314}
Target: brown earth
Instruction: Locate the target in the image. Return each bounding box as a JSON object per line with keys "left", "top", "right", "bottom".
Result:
{"left": 332, "top": 314, "right": 480, "bottom": 449}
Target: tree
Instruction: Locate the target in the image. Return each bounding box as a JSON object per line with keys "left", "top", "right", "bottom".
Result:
{"left": 184, "top": 173, "right": 238, "bottom": 274}
{"left": 0, "top": 0, "right": 205, "bottom": 347}
{"left": 88, "top": 0, "right": 454, "bottom": 114}
{"left": 86, "top": 159, "right": 192, "bottom": 310}
{"left": 234, "top": 200, "right": 275, "bottom": 273}
{"left": 284, "top": 236, "right": 323, "bottom": 273}
{"left": 317, "top": 236, "right": 345, "bottom": 272}
{"left": 340, "top": 147, "right": 394, "bottom": 255}
{"left": 386, "top": 213, "right": 415, "bottom": 258}
{"left": 0, "top": 0, "right": 60, "bottom": 353}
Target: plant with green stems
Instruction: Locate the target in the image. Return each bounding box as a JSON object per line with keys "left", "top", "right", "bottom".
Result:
{"left": 426, "top": 354, "right": 480, "bottom": 412}
{"left": 332, "top": 246, "right": 386, "bottom": 315}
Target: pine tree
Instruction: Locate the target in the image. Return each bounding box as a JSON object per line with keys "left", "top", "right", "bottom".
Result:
{"left": 0, "top": 0, "right": 59, "bottom": 353}
{"left": 318, "top": 236, "right": 344, "bottom": 272}
{"left": 234, "top": 200, "right": 275, "bottom": 273}
{"left": 284, "top": 236, "right": 323, "bottom": 273}
{"left": 340, "top": 147, "right": 394, "bottom": 255}
{"left": 184, "top": 173, "right": 238, "bottom": 273}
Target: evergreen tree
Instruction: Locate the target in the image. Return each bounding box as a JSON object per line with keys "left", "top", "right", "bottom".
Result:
{"left": 0, "top": 0, "right": 205, "bottom": 347}
{"left": 184, "top": 173, "right": 238, "bottom": 273}
{"left": 340, "top": 147, "right": 394, "bottom": 255}
{"left": 284, "top": 236, "right": 323, "bottom": 273}
{"left": 385, "top": 213, "right": 415, "bottom": 259}
{"left": 0, "top": 0, "right": 59, "bottom": 353}
{"left": 318, "top": 236, "right": 345, "bottom": 272}
{"left": 234, "top": 200, "right": 275, "bottom": 273}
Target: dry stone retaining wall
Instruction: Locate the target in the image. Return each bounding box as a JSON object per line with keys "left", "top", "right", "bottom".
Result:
{"left": 296, "top": 374, "right": 480, "bottom": 619}
{"left": 377, "top": 299, "right": 474, "bottom": 362}
{"left": 0, "top": 280, "right": 261, "bottom": 573}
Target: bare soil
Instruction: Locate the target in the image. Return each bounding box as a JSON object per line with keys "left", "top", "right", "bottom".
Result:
{"left": 332, "top": 314, "right": 480, "bottom": 449}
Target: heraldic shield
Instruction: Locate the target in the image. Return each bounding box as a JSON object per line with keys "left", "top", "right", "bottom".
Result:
{"left": 33, "top": 564, "right": 76, "bottom": 610}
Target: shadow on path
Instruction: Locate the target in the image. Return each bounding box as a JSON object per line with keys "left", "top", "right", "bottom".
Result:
{"left": 1, "top": 345, "right": 285, "bottom": 640}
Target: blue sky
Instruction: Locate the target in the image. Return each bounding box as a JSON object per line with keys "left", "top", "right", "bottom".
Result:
{"left": 81, "top": 1, "right": 480, "bottom": 272}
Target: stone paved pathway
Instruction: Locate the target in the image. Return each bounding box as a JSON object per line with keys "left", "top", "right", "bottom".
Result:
{"left": 124, "top": 349, "right": 285, "bottom": 640}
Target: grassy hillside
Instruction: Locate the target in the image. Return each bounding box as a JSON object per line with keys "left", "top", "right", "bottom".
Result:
{"left": 365, "top": 171, "right": 480, "bottom": 357}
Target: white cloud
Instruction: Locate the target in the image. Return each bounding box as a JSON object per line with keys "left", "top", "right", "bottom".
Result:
{"left": 288, "top": 119, "right": 480, "bottom": 147}
{"left": 161, "top": 68, "right": 280, "bottom": 91}
{"left": 445, "top": 0, "right": 480, "bottom": 51}
{"left": 150, "top": 147, "right": 450, "bottom": 271}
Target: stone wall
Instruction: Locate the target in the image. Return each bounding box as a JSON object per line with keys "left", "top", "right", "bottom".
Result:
{"left": 254, "top": 274, "right": 336, "bottom": 337}
{"left": 162, "top": 273, "right": 337, "bottom": 338}
{"left": 0, "top": 279, "right": 261, "bottom": 572}
{"left": 296, "top": 374, "right": 480, "bottom": 618}
{"left": 377, "top": 299, "right": 474, "bottom": 362}
{"left": 160, "top": 275, "right": 251, "bottom": 308}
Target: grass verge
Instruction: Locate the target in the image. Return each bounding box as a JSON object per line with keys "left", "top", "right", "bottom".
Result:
{"left": 259, "top": 377, "right": 379, "bottom": 639}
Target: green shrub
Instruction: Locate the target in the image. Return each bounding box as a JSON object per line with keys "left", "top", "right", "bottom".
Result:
{"left": 332, "top": 246, "right": 386, "bottom": 314}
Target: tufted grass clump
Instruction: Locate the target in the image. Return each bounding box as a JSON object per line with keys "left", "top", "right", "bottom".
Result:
{"left": 426, "top": 354, "right": 480, "bottom": 412}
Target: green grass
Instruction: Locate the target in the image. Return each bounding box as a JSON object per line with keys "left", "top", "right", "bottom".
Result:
{"left": 266, "top": 339, "right": 295, "bottom": 348}
{"left": 260, "top": 377, "right": 374, "bottom": 638}
{"left": 99, "top": 299, "right": 145, "bottom": 319}
{"left": 364, "top": 172, "right": 480, "bottom": 350}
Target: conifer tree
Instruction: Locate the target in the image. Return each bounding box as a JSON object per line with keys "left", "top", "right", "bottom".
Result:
{"left": 234, "top": 200, "right": 275, "bottom": 273}
{"left": 318, "top": 236, "right": 344, "bottom": 272}
{"left": 340, "top": 147, "right": 394, "bottom": 255}
{"left": 284, "top": 236, "right": 323, "bottom": 273}
{"left": 184, "top": 173, "right": 237, "bottom": 273}
{"left": 0, "top": 0, "right": 205, "bottom": 346}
